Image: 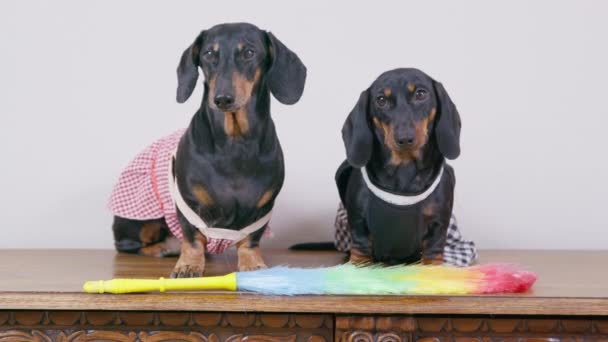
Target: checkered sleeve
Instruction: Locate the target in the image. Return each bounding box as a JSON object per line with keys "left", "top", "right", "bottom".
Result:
{"left": 333, "top": 203, "right": 478, "bottom": 266}
{"left": 334, "top": 202, "right": 352, "bottom": 252}
{"left": 442, "top": 215, "right": 478, "bottom": 266}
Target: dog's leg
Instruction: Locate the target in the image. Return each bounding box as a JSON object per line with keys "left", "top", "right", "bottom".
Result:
{"left": 349, "top": 247, "right": 373, "bottom": 264}
{"left": 347, "top": 214, "right": 373, "bottom": 264}
{"left": 237, "top": 226, "right": 267, "bottom": 271}
{"left": 139, "top": 237, "right": 181, "bottom": 257}
{"left": 421, "top": 224, "right": 446, "bottom": 265}
{"left": 112, "top": 217, "right": 179, "bottom": 257}
{"left": 171, "top": 231, "right": 206, "bottom": 278}
{"left": 421, "top": 203, "right": 448, "bottom": 265}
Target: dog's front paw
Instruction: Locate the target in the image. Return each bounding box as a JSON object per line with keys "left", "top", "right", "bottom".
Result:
{"left": 349, "top": 248, "right": 373, "bottom": 265}
{"left": 237, "top": 247, "right": 267, "bottom": 271}
{"left": 171, "top": 263, "right": 205, "bottom": 278}
{"left": 422, "top": 253, "right": 444, "bottom": 265}
{"left": 238, "top": 258, "right": 267, "bottom": 271}
{"left": 170, "top": 236, "right": 206, "bottom": 278}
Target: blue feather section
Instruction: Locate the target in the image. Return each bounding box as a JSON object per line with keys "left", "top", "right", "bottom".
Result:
{"left": 236, "top": 266, "right": 325, "bottom": 295}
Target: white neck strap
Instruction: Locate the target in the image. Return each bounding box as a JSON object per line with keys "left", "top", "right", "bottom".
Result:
{"left": 168, "top": 156, "right": 271, "bottom": 242}
{"left": 360, "top": 165, "right": 444, "bottom": 206}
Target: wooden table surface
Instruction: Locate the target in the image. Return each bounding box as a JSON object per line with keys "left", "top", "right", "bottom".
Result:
{"left": 0, "top": 249, "right": 607, "bottom": 315}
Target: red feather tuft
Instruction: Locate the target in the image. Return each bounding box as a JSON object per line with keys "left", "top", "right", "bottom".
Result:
{"left": 476, "top": 264, "right": 537, "bottom": 294}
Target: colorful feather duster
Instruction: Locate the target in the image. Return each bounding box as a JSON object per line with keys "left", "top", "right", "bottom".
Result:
{"left": 83, "top": 263, "right": 536, "bottom": 295}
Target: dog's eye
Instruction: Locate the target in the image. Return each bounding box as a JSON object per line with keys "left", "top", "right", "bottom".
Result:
{"left": 203, "top": 50, "right": 216, "bottom": 61}
{"left": 243, "top": 49, "right": 256, "bottom": 60}
{"left": 414, "top": 89, "right": 428, "bottom": 101}
{"left": 376, "top": 96, "right": 387, "bottom": 108}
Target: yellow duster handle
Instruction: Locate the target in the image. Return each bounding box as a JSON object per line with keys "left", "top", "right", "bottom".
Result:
{"left": 83, "top": 273, "right": 237, "bottom": 294}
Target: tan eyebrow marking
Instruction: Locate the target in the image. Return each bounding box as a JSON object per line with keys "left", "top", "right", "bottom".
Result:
{"left": 407, "top": 83, "right": 416, "bottom": 92}
{"left": 213, "top": 43, "right": 219, "bottom": 52}
{"left": 383, "top": 88, "right": 392, "bottom": 97}
{"left": 429, "top": 107, "right": 437, "bottom": 122}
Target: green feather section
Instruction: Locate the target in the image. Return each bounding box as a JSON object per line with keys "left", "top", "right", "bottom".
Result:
{"left": 324, "top": 263, "right": 419, "bottom": 294}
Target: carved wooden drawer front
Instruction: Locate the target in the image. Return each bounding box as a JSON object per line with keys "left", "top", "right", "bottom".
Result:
{"left": 0, "top": 311, "right": 333, "bottom": 342}
{"left": 335, "top": 316, "right": 608, "bottom": 342}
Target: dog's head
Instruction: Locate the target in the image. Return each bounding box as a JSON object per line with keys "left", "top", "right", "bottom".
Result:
{"left": 342, "top": 68, "right": 461, "bottom": 167}
{"left": 176, "top": 23, "right": 307, "bottom": 112}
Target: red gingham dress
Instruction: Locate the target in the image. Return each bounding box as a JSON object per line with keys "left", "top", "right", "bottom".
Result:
{"left": 108, "top": 129, "right": 233, "bottom": 254}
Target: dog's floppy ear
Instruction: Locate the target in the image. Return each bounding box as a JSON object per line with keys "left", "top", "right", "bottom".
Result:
{"left": 176, "top": 31, "right": 205, "bottom": 103}
{"left": 342, "top": 89, "right": 373, "bottom": 167}
{"left": 265, "top": 32, "right": 307, "bottom": 105}
{"left": 432, "top": 80, "right": 462, "bottom": 160}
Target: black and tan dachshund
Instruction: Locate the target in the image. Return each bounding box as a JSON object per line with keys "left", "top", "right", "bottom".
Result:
{"left": 336, "top": 68, "right": 461, "bottom": 265}
{"left": 111, "top": 23, "right": 306, "bottom": 277}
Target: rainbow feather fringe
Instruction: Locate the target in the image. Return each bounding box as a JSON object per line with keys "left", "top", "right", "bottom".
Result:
{"left": 83, "top": 263, "right": 536, "bottom": 295}
{"left": 236, "top": 263, "right": 535, "bottom": 295}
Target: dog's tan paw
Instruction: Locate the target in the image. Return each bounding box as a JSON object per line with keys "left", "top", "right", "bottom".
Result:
{"left": 349, "top": 248, "right": 373, "bottom": 265}
{"left": 139, "top": 237, "right": 182, "bottom": 258}
{"left": 422, "top": 253, "right": 444, "bottom": 265}
{"left": 170, "top": 234, "right": 206, "bottom": 278}
{"left": 170, "top": 263, "right": 205, "bottom": 278}
{"left": 237, "top": 247, "right": 267, "bottom": 272}
{"left": 238, "top": 260, "right": 267, "bottom": 271}
{"left": 238, "top": 258, "right": 267, "bottom": 272}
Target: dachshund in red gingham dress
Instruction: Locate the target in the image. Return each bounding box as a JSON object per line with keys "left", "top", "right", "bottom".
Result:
{"left": 109, "top": 23, "right": 306, "bottom": 278}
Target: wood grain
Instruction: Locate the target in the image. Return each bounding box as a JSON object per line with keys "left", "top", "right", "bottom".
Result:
{"left": 0, "top": 249, "right": 607, "bottom": 315}
{"left": 335, "top": 316, "right": 608, "bottom": 342}
{"left": 2, "top": 314, "right": 608, "bottom": 342}
{"left": 0, "top": 312, "right": 333, "bottom": 342}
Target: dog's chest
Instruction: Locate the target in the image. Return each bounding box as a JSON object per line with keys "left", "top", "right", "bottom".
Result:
{"left": 366, "top": 195, "right": 425, "bottom": 257}
{"left": 179, "top": 153, "right": 283, "bottom": 228}
{"left": 215, "top": 173, "right": 276, "bottom": 207}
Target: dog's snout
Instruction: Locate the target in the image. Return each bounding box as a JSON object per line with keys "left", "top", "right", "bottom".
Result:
{"left": 396, "top": 134, "right": 415, "bottom": 147}
{"left": 396, "top": 137, "right": 415, "bottom": 147}
{"left": 213, "top": 94, "right": 235, "bottom": 110}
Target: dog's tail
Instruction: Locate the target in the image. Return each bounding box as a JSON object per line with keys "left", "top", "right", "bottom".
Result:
{"left": 288, "top": 242, "right": 337, "bottom": 251}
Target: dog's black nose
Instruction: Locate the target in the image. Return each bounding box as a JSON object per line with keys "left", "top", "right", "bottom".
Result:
{"left": 396, "top": 137, "right": 415, "bottom": 147}
{"left": 214, "top": 94, "right": 235, "bottom": 109}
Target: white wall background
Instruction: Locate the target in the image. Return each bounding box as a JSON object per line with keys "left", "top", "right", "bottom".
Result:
{"left": 1, "top": 0, "right": 607, "bottom": 250}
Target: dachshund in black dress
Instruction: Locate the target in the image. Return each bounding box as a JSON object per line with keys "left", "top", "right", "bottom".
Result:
{"left": 336, "top": 68, "right": 461, "bottom": 265}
